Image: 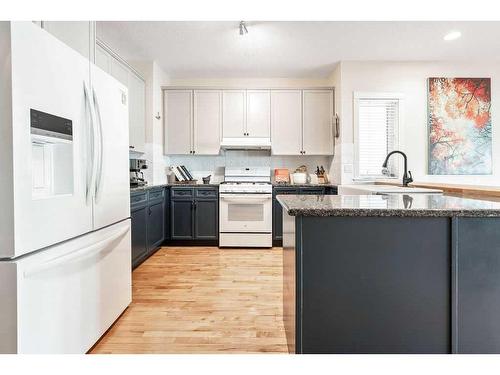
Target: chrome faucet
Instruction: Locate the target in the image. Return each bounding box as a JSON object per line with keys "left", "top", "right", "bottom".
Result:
{"left": 382, "top": 150, "right": 413, "bottom": 187}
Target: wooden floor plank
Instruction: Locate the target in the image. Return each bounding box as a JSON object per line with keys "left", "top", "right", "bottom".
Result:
{"left": 90, "top": 246, "right": 288, "bottom": 354}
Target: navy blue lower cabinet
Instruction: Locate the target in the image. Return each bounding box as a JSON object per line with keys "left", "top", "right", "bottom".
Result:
{"left": 131, "top": 204, "right": 148, "bottom": 268}
{"left": 171, "top": 199, "right": 195, "bottom": 239}
{"left": 130, "top": 188, "right": 166, "bottom": 269}
{"left": 170, "top": 186, "right": 218, "bottom": 242}
{"left": 164, "top": 187, "right": 170, "bottom": 241}
{"left": 130, "top": 191, "right": 148, "bottom": 269}
{"left": 147, "top": 199, "right": 164, "bottom": 252}
{"left": 194, "top": 199, "right": 218, "bottom": 240}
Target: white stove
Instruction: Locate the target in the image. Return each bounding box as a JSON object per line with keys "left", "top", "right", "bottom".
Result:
{"left": 219, "top": 167, "right": 273, "bottom": 248}
{"left": 219, "top": 182, "right": 272, "bottom": 194}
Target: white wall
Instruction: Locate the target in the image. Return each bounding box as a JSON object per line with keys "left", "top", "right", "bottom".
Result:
{"left": 130, "top": 60, "right": 170, "bottom": 184}
{"left": 337, "top": 61, "right": 500, "bottom": 186}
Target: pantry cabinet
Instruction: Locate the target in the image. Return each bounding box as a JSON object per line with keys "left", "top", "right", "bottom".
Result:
{"left": 95, "top": 42, "right": 146, "bottom": 153}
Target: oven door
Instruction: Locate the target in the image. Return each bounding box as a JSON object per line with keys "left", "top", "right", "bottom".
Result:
{"left": 219, "top": 193, "right": 272, "bottom": 233}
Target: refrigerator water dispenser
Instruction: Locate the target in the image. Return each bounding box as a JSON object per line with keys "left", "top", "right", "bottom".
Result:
{"left": 30, "top": 109, "right": 74, "bottom": 198}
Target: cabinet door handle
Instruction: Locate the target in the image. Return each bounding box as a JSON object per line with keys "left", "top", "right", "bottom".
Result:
{"left": 148, "top": 207, "right": 152, "bottom": 215}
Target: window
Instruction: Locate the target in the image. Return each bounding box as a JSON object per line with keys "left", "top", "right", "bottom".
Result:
{"left": 354, "top": 93, "right": 402, "bottom": 179}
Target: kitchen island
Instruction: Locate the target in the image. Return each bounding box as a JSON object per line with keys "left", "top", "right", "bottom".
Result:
{"left": 277, "top": 194, "right": 500, "bottom": 354}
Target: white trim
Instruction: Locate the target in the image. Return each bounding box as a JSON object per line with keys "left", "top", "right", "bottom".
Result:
{"left": 353, "top": 92, "right": 404, "bottom": 180}
{"left": 95, "top": 38, "right": 145, "bottom": 82}
{"left": 353, "top": 92, "right": 405, "bottom": 100}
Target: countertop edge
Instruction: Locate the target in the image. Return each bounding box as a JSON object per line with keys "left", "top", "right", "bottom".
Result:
{"left": 276, "top": 195, "right": 500, "bottom": 218}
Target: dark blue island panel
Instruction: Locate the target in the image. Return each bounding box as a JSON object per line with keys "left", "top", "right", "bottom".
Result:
{"left": 284, "top": 214, "right": 450, "bottom": 354}
{"left": 455, "top": 218, "right": 500, "bottom": 353}
{"left": 282, "top": 202, "right": 500, "bottom": 354}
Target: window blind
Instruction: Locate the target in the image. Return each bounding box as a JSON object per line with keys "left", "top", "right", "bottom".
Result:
{"left": 356, "top": 98, "right": 399, "bottom": 178}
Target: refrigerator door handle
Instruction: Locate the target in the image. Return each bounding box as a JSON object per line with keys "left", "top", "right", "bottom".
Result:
{"left": 92, "top": 87, "right": 104, "bottom": 204}
{"left": 23, "top": 225, "right": 129, "bottom": 278}
{"left": 83, "top": 81, "right": 98, "bottom": 205}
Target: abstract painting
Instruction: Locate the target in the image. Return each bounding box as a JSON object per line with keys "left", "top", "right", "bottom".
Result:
{"left": 428, "top": 77, "right": 492, "bottom": 175}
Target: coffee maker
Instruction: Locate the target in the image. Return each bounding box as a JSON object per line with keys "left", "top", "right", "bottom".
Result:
{"left": 130, "top": 159, "right": 148, "bottom": 187}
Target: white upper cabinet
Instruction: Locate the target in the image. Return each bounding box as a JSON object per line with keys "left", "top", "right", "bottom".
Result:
{"left": 222, "top": 90, "right": 246, "bottom": 138}
{"left": 246, "top": 90, "right": 271, "bottom": 138}
{"left": 271, "top": 90, "right": 303, "bottom": 155}
{"left": 40, "top": 21, "right": 95, "bottom": 61}
{"left": 95, "top": 42, "right": 146, "bottom": 153}
{"left": 193, "top": 90, "right": 221, "bottom": 155}
{"left": 128, "top": 73, "right": 146, "bottom": 154}
{"left": 164, "top": 90, "right": 192, "bottom": 155}
{"left": 302, "top": 90, "right": 334, "bottom": 155}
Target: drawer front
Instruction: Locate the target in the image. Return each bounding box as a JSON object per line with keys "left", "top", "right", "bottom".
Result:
{"left": 171, "top": 187, "right": 194, "bottom": 199}
{"left": 273, "top": 187, "right": 299, "bottom": 196}
{"left": 130, "top": 192, "right": 148, "bottom": 206}
{"left": 300, "top": 187, "right": 325, "bottom": 195}
{"left": 195, "top": 188, "right": 218, "bottom": 199}
{"left": 148, "top": 188, "right": 165, "bottom": 201}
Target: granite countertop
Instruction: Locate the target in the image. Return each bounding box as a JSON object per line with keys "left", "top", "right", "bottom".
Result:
{"left": 130, "top": 182, "right": 220, "bottom": 192}
{"left": 277, "top": 194, "right": 500, "bottom": 218}
{"left": 131, "top": 182, "right": 336, "bottom": 192}
{"left": 272, "top": 182, "right": 338, "bottom": 188}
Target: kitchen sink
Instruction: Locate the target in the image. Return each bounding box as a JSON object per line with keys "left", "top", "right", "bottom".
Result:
{"left": 338, "top": 184, "right": 443, "bottom": 195}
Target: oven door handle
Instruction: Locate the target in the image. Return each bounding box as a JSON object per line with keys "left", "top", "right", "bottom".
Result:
{"left": 220, "top": 195, "right": 272, "bottom": 204}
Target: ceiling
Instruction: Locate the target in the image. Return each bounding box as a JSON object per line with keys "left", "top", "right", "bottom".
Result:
{"left": 96, "top": 21, "right": 500, "bottom": 79}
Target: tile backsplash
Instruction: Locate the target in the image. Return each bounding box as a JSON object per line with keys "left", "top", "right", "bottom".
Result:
{"left": 164, "top": 150, "right": 333, "bottom": 183}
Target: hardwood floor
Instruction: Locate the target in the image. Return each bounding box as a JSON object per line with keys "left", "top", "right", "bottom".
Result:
{"left": 90, "top": 246, "right": 289, "bottom": 354}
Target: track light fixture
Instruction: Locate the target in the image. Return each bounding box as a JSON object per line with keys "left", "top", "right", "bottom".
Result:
{"left": 239, "top": 21, "right": 248, "bottom": 35}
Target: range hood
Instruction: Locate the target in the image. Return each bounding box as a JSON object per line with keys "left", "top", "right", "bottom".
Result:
{"left": 220, "top": 137, "right": 271, "bottom": 150}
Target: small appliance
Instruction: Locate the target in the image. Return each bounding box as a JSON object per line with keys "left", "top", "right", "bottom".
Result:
{"left": 130, "top": 158, "right": 148, "bottom": 187}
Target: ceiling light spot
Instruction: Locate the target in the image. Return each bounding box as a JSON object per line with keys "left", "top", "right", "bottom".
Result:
{"left": 444, "top": 31, "right": 461, "bottom": 41}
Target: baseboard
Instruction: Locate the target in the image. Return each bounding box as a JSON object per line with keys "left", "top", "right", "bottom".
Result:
{"left": 163, "top": 239, "right": 219, "bottom": 247}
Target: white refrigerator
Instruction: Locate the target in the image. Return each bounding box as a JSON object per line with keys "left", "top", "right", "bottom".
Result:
{"left": 0, "top": 22, "right": 132, "bottom": 353}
